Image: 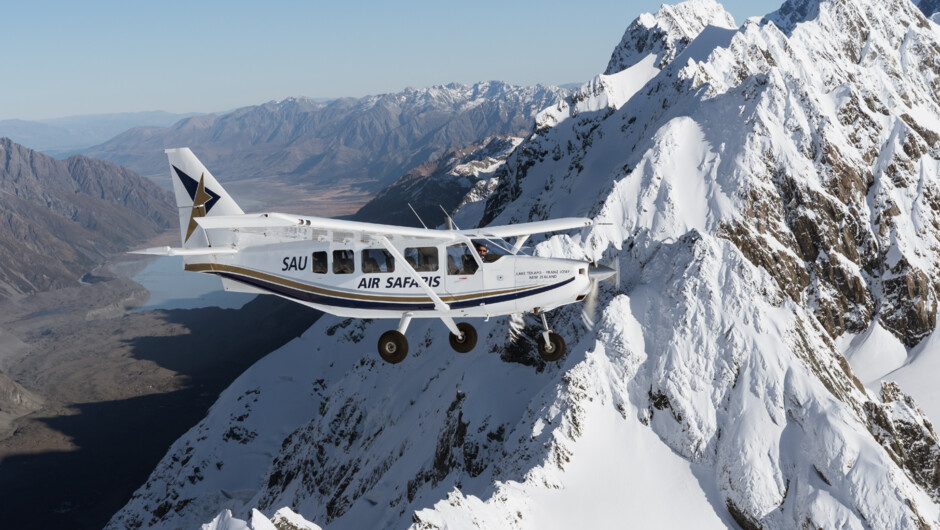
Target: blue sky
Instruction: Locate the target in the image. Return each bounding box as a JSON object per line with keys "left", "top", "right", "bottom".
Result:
{"left": 0, "top": 0, "right": 783, "bottom": 121}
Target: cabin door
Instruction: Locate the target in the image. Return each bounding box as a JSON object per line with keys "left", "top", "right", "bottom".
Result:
{"left": 443, "top": 243, "right": 484, "bottom": 304}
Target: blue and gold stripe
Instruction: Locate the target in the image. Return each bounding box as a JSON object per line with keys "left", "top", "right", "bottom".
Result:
{"left": 185, "top": 263, "right": 573, "bottom": 311}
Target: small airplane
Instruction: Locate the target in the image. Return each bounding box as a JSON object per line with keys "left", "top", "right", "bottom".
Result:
{"left": 134, "top": 148, "right": 615, "bottom": 364}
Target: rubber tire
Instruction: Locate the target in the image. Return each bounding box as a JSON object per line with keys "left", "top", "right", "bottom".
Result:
{"left": 378, "top": 330, "right": 408, "bottom": 364}
{"left": 449, "top": 322, "right": 477, "bottom": 353}
{"left": 537, "top": 332, "right": 566, "bottom": 362}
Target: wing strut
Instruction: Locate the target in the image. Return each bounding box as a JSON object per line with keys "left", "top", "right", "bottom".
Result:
{"left": 377, "top": 236, "right": 462, "bottom": 336}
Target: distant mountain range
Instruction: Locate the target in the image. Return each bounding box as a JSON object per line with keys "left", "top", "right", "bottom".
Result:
{"left": 0, "top": 111, "right": 201, "bottom": 155}
{"left": 0, "top": 138, "right": 174, "bottom": 298}
{"left": 81, "top": 83, "right": 569, "bottom": 208}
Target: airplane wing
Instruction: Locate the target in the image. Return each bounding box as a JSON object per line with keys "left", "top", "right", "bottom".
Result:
{"left": 459, "top": 217, "right": 593, "bottom": 238}
{"left": 192, "top": 212, "right": 592, "bottom": 245}
{"left": 195, "top": 212, "right": 460, "bottom": 241}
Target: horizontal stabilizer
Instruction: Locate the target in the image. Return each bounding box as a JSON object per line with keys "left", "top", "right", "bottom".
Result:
{"left": 130, "top": 246, "right": 238, "bottom": 256}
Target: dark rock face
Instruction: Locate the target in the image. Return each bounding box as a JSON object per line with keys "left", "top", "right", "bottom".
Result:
{"left": 866, "top": 382, "right": 940, "bottom": 504}
{"left": 0, "top": 138, "right": 174, "bottom": 298}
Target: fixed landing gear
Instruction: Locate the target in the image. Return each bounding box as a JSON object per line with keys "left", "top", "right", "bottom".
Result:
{"left": 376, "top": 314, "right": 478, "bottom": 363}
{"left": 378, "top": 330, "right": 408, "bottom": 364}
{"left": 537, "top": 332, "right": 566, "bottom": 362}
{"left": 374, "top": 311, "right": 568, "bottom": 364}
{"left": 449, "top": 322, "right": 477, "bottom": 353}
{"left": 536, "top": 312, "right": 566, "bottom": 362}
{"left": 377, "top": 313, "right": 412, "bottom": 364}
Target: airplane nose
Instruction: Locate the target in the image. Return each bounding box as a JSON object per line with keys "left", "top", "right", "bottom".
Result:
{"left": 588, "top": 264, "right": 615, "bottom": 281}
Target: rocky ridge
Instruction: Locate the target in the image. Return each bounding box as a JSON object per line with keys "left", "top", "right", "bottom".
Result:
{"left": 487, "top": 0, "right": 940, "bottom": 348}
{"left": 604, "top": 0, "right": 737, "bottom": 74}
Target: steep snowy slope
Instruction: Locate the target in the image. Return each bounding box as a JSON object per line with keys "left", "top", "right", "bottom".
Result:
{"left": 109, "top": 0, "right": 940, "bottom": 528}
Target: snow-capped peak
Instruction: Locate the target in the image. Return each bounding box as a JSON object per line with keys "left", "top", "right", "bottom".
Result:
{"left": 604, "top": 0, "right": 737, "bottom": 75}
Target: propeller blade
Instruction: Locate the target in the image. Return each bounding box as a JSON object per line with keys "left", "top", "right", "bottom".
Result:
{"left": 581, "top": 278, "right": 599, "bottom": 330}
{"left": 588, "top": 263, "right": 616, "bottom": 281}
{"left": 509, "top": 312, "right": 525, "bottom": 342}
{"left": 582, "top": 259, "right": 618, "bottom": 330}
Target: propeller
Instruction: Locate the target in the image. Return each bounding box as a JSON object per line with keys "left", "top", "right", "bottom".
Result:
{"left": 581, "top": 260, "right": 618, "bottom": 330}
{"left": 509, "top": 312, "right": 525, "bottom": 342}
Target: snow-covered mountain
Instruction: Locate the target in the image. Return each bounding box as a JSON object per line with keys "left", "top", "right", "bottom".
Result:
{"left": 604, "top": 0, "right": 737, "bottom": 73}
{"left": 108, "top": 0, "right": 940, "bottom": 528}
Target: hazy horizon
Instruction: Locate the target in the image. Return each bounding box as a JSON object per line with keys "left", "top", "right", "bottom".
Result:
{"left": 0, "top": 0, "right": 782, "bottom": 122}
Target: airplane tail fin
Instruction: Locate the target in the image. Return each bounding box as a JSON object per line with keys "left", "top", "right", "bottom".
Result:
{"left": 166, "top": 147, "right": 244, "bottom": 248}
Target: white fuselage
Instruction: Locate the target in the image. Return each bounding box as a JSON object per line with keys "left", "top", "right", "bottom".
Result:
{"left": 184, "top": 235, "right": 591, "bottom": 320}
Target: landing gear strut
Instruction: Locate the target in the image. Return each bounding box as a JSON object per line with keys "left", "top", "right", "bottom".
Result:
{"left": 536, "top": 312, "right": 566, "bottom": 362}
{"left": 377, "top": 315, "right": 480, "bottom": 363}
{"left": 377, "top": 313, "right": 412, "bottom": 364}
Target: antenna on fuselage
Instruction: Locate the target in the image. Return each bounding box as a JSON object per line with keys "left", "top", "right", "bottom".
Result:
{"left": 407, "top": 203, "right": 428, "bottom": 229}
{"left": 439, "top": 205, "right": 459, "bottom": 230}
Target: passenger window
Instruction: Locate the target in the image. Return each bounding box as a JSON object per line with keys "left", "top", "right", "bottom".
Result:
{"left": 332, "top": 249, "right": 355, "bottom": 274}
{"left": 311, "top": 251, "right": 327, "bottom": 274}
{"left": 404, "top": 247, "right": 438, "bottom": 272}
{"left": 362, "top": 248, "right": 394, "bottom": 273}
{"left": 447, "top": 244, "right": 478, "bottom": 275}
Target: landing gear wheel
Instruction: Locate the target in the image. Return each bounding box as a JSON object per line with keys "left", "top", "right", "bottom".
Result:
{"left": 449, "top": 322, "right": 477, "bottom": 353}
{"left": 378, "top": 330, "right": 408, "bottom": 364}
{"left": 537, "top": 332, "right": 566, "bottom": 362}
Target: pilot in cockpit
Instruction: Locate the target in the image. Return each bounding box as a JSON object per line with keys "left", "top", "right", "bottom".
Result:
{"left": 474, "top": 241, "right": 500, "bottom": 263}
